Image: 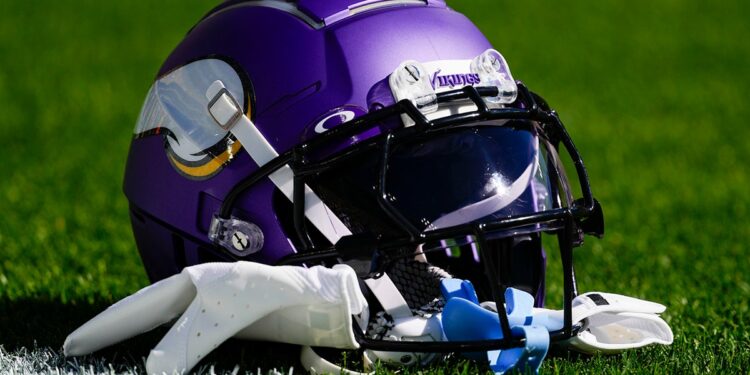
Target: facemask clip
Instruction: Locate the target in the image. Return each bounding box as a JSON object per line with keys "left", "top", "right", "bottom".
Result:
{"left": 209, "top": 215, "right": 264, "bottom": 256}
{"left": 471, "top": 49, "right": 518, "bottom": 104}
{"left": 389, "top": 60, "right": 438, "bottom": 126}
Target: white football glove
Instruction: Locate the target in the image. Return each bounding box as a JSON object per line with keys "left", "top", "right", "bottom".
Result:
{"left": 64, "top": 261, "right": 367, "bottom": 374}
{"left": 531, "top": 292, "right": 674, "bottom": 354}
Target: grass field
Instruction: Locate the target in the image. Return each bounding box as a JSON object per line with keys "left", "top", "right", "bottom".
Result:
{"left": 1, "top": 0, "right": 749, "bottom": 373}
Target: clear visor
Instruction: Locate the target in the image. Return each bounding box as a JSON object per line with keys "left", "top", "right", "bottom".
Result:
{"left": 385, "top": 121, "right": 571, "bottom": 234}
{"left": 311, "top": 120, "right": 573, "bottom": 240}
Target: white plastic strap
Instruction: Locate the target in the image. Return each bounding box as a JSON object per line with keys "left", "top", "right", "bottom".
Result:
{"left": 300, "top": 346, "right": 374, "bottom": 375}
{"left": 205, "top": 80, "right": 351, "bottom": 244}
{"left": 364, "top": 273, "right": 412, "bottom": 319}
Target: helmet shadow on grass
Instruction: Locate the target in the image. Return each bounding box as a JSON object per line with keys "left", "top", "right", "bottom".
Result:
{"left": 0, "top": 298, "right": 299, "bottom": 372}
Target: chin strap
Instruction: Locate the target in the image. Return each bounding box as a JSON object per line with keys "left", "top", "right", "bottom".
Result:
{"left": 205, "top": 80, "right": 351, "bottom": 246}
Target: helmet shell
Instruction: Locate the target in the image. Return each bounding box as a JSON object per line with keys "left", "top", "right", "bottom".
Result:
{"left": 124, "top": 1, "right": 494, "bottom": 281}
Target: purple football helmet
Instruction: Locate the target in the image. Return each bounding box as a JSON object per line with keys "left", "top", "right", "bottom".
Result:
{"left": 124, "top": 0, "right": 604, "bottom": 361}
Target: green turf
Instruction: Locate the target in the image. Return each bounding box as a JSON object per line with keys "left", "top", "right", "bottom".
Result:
{"left": 1, "top": 0, "right": 749, "bottom": 373}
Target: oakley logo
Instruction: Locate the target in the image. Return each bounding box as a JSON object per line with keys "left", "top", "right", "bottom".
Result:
{"left": 430, "top": 69, "right": 481, "bottom": 89}
{"left": 313, "top": 109, "right": 358, "bottom": 134}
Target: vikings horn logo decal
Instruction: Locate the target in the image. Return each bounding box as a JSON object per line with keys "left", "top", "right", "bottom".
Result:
{"left": 133, "top": 58, "right": 252, "bottom": 180}
{"left": 163, "top": 133, "right": 244, "bottom": 180}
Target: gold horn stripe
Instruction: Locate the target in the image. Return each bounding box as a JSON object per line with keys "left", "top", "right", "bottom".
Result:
{"left": 168, "top": 141, "right": 243, "bottom": 179}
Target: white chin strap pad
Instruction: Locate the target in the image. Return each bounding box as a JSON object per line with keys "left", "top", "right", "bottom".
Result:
{"left": 537, "top": 292, "right": 673, "bottom": 354}
{"left": 64, "top": 262, "right": 366, "bottom": 375}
